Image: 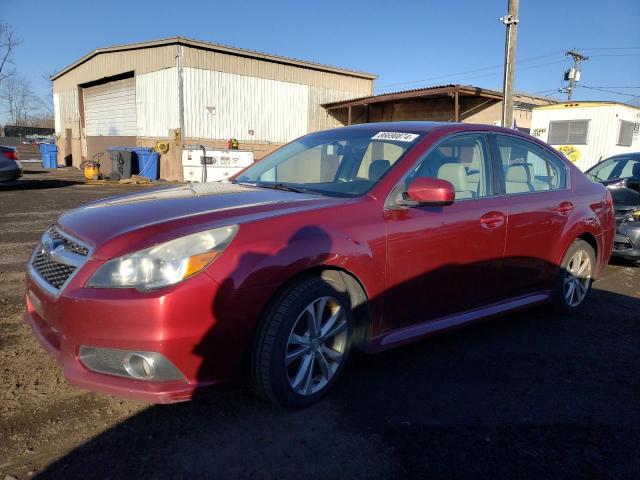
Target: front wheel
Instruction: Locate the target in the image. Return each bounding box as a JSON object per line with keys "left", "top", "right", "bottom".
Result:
{"left": 551, "top": 239, "right": 596, "bottom": 313}
{"left": 250, "top": 276, "right": 353, "bottom": 409}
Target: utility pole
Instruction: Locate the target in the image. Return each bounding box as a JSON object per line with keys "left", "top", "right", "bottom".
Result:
{"left": 565, "top": 50, "right": 588, "bottom": 101}
{"left": 500, "top": 0, "right": 519, "bottom": 128}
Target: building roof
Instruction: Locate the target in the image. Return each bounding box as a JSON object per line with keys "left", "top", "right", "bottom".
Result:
{"left": 50, "top": 36, "right": 378, "bottom": 81}
{"left": 533, "top": 101, "right": 640, "bottom": 111}
{"left": 322, "top": 84, "right": 556, "bottom": 109}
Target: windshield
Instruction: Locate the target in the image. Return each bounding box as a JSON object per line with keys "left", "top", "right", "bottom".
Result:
{"left": 587, "top": 156, "right": 640, "bottom": 181}
{"left": 236, "top": 129, "right": 424, "bottom": 197}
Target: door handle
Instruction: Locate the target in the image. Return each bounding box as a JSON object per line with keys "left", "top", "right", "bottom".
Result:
{"left": 480, "top": 211, "right": 505, "bottom": 229}
{"left": 553, "top": 201, "right": 574, "bottom": 215}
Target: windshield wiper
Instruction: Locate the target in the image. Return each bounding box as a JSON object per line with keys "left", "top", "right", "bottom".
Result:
{"left": 254, "top": 182, "right": 312, "bottom": 194}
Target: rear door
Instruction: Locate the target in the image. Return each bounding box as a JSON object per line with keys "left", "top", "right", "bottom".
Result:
{"left": 491, "top": 134, "right": 572, "bottom": 296}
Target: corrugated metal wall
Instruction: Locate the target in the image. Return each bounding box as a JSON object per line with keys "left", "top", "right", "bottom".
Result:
{"left": 84, "top": 77, "right": 137, "bottom": 136}
{"left": 136, "top": 67, "right": 179, "bottom": 137}
{"left": 308, "top": 86, "right": 364, "bottom": 131}
{"left": 183, "top": 46, "right": 373, "bottom": 94}
{"left": 183, "top": 67, "right": 310, "bottom": 143}
{"left": 53, "top": 46, "right": 176, "bottom": 92}
{"left": 53, "top": 89, "right": 80, "bottom": 137}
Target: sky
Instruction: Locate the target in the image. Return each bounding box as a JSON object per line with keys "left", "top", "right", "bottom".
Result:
{"left": 1, "top": 0, "right": 639, "bottom": 122}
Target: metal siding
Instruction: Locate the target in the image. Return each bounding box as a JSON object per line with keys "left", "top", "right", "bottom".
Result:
{"left": 183, "top": 46, "right": 373, "bottom": 94}
{"left": 307, "top": 86, "right": 364, "bottom": 131}
{"left": 84, "top": 77, "right": 137, "bottom": 136}
{"left": 136, "top": 68, "right": 179, "bottom": 137}
{"left": 52, "top": 89, "right": 81, "bottom": 137}
{"left": 52, "top": 46, "right": 175, "bottom": 92}
{"left": 183, "top": 67, "right": 309, "bottom": 143}
{"left": 53, "top": 93, "right": 61, "bottom": 134}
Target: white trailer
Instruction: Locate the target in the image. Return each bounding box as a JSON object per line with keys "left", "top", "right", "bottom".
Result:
{"left": 530, "top": 102, "right": 640, "bottom": 171}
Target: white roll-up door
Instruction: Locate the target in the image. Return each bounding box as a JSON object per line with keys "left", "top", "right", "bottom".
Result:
{"left": 84, "top": 77, "right": 137, "bottom": 136}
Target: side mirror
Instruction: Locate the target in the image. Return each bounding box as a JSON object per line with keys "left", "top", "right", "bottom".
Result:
{"left": 405, "top": 177, "right": 455, "bottom": 206}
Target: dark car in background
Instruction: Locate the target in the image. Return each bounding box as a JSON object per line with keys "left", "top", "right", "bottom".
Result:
{"left": 0, "top": 145, "right": 23, "bottom": 183}
{"left": 586, "top": 152, "right": 640, "bottom": 263}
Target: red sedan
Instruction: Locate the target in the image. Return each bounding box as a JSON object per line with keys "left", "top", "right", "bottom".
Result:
{"left": 25, "top": 122, "right": 615, "bottom": 408}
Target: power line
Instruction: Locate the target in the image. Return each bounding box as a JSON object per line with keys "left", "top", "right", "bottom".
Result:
{"left": 377, "top": 50, "right": 564, "bottom": 89}
{"left": 378, "top": 58, "right": 566, "bottom": 93}
{"left": 579, "top": 85, "right": 640, "bottom": 97}
{"left": 578, "top": 46, "right": 640, "bottom": 51}
{"left": 589, "top": 53, "right": 640, "bottom": 57}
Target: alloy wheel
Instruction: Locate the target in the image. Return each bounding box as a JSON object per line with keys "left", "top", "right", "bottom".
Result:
{"left": 285, "top": 296, "right": 348, "bottom": 396}
{"left": 563, "top": 249, "right": 592, "bottom": 307}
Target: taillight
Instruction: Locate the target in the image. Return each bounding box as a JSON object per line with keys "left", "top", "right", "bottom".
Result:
{"left": 2, "top": 150, "right": 18, "bottom": 160}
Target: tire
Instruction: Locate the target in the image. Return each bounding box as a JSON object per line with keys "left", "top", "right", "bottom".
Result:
{"left": 551, "top": 239, "right": 596, "bottom": 314}
{"left": 250, "top": 276, "right": 353, "bottom": 409}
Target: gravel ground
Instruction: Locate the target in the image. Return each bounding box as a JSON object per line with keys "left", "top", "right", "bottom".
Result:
{"left": 0, "top": 166, "right": 638, "bottom": 479}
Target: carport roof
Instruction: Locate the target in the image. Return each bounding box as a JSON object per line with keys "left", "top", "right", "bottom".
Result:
{"left": 322, "top": 84, "right": 555, "bottom": 109}
{"left": 50, "top": 36, "right": 378, "bottom": 81}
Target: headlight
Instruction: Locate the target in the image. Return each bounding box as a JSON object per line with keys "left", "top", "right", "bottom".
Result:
{"left": 87, "top": 225, "right": 238, "bottom": 290}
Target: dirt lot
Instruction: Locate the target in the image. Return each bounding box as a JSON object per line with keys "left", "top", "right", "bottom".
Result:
{"left": 1, "top": 166, "right": 639, "bottom": 479}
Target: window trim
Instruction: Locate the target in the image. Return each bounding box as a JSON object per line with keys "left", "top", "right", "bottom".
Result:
{"left": 488, "top": 132, "right": 571, "bottom": 197}
{"left": 548, "top": 119, "right": 590, "bottom": 145}
{"left": 384, "top": 131, "right": 496, "bottom": 209}
{"left": 617, "top": 120, "right": 634, "bottom": 147}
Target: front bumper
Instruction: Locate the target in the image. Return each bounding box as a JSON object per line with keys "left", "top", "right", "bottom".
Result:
{"left": 24, "top": 270, "right": 243, "bottom": 403}
{"left": 612, "top": 222, "right": 640, "bottom": 261}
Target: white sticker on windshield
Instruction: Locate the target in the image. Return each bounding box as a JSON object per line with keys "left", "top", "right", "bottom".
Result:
{"left": 371, "top": 132, "right": 419, "bottom": 142}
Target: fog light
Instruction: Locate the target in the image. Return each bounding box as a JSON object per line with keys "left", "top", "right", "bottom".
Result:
{"left": 124, "top": 353, "right": 155, "bottom": 379}
{"left": 79, "top": 346, "right": 185, "bottom": 382}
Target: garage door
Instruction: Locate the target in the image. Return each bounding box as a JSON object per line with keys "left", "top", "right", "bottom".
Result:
{"left": 84, "top": 77, "right": 137, "bottom": 136}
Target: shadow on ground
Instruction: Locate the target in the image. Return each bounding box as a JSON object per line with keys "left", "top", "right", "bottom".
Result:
{"left": 37, "top": 284, "right": 639, "bottom": 479}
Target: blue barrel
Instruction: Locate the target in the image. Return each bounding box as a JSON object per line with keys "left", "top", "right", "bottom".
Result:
{"left": 132, "top": 148, "right": 159, "bottom": 180}
{"left": 39, "top": 144, "right": 58, "bottom": 168}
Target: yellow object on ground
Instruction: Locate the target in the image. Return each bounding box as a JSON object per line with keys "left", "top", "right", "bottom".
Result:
{"left": 83, "top": 162, "right": 100, "bottom": 180}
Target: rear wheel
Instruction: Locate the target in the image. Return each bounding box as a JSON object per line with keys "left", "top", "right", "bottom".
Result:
{"left": 250, "top": 276, "right": 352, "bottom": 409}
{"left": 551, "top": 239, "right": 595, "bottom": 313}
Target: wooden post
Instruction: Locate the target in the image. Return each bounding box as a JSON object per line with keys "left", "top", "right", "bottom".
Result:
{"left": 454, "top": 90, "right": 459, "bottom": 122}
{"left": 500, "top": 0, "right": 519, "bottom": 128}
{"left": 347, "top": 106, "right": 352, "bottom": 125}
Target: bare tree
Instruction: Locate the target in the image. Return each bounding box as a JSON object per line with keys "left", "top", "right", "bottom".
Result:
{"left": 0, "top": 74, "right": 50, "bottom": 126}
{"left": 0, "top": 20, "right": 21, "bottom": 85}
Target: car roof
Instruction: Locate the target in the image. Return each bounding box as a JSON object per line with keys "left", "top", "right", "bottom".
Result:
{"left": 606, "top": 152, "right": 640, "bottom": 160}
{"left": 323, "top": 121, "right": 528, "bottom": 136}
{"left": 586, "top": 152, "right": 640, "bottom": 171}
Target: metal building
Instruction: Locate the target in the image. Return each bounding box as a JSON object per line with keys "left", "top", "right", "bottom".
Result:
{"left": 51, "top": 37, "right": 376, "bottom": 180}
{"left": 530, "top": 102, "right": 640, "bottom": 171}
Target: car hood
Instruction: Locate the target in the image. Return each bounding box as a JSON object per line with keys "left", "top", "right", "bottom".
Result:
{"left": 56, "top": 182, "right": 344, "bottom": 258}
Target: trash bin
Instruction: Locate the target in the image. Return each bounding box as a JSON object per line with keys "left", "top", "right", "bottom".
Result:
{"left": 39, "top": 144, "right": 58, "bottom": 168}
{"left": 106, "top": 147, "right": 136, "bottom": 181}
{"left": 132, "top": 148, "right": 159, "bottom": 180}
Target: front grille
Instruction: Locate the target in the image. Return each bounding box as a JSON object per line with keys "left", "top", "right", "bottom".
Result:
{"left": 32, "top": 252, "right": 76, "bottom": 289}
{"left": 30, "top": 227, "right": 90, "bottom": 292}
{"left": 48, "top": 227, "right": 89, "bottom": 256}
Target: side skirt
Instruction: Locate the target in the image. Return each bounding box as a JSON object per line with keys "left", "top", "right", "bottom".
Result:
{"left": 369, "top": 292, "right": 551, "bottom": 352}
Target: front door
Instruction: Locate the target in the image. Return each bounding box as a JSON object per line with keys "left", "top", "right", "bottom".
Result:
{"left": 383, "top": 133, "right": 508, "bottom": 332}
